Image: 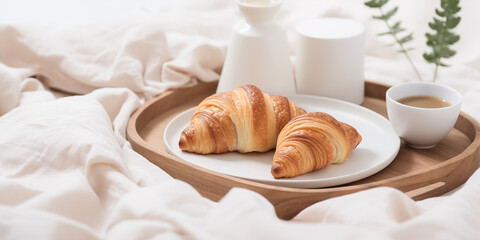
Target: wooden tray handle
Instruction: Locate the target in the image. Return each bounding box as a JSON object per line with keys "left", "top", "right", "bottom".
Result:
{"left": 406, "top": 182, "right": 447, "bottom": 199}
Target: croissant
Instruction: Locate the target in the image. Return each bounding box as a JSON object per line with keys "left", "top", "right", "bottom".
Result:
{"left": 271, "top": 112, "right": 362, "bottom": 179}
{"left": 179, "top": 85, "right": 306, "bottom": 154}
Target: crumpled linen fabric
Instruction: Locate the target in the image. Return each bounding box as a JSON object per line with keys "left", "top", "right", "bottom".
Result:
{"left": 0, "top": 0, "right": 479, "bottom": 239}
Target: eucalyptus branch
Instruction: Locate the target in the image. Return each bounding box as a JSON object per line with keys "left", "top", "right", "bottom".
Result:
{"left": 365, "top": 0, "right": 423, "bottom": 81}
{"left": 365, "top": 0, "right": 461, "bottom": 83}
{"left": 423, "top": 0, "right": 461, "bottom": 82}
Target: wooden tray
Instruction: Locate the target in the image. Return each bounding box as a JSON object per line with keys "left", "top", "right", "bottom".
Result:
{"left": 127, "top": 81, "right": 480, "bottom": 220}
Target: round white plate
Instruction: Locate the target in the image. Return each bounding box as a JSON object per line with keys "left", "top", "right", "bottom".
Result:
{"left": 164, "top": 95, "right": 400, "bottom": 188}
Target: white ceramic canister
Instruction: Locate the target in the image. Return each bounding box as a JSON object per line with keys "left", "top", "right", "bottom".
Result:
{"left": 295, "top": 18, "right": 365, "bottom": 104}
{"left": 216, "top": 0, "right": 296, "bottom": 96}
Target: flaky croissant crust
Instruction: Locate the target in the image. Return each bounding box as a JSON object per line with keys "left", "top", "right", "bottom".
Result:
{"left": 179, "top": 85, "right": 306, "bottom": 154}
{"left": 271, "top": 112, "right": 362, "bottom": 179}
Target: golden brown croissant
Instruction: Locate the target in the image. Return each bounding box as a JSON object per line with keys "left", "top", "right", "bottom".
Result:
{"left": 271, "top": 112, "right": 362, "bottom": 179}
{"left": 179, "top": 85, "right": 306, "bottom": 154}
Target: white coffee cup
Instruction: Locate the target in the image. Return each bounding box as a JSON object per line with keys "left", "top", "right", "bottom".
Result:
{"left": 295, "top": 18, "right": 365, "bottom": 104}
{"left": 386, "top": 82, "right": 462, "bottom": 149}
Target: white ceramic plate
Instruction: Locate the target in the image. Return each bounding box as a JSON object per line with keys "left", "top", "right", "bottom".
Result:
{"left": 164, "top": 95, "right": 400, "bottom": 188}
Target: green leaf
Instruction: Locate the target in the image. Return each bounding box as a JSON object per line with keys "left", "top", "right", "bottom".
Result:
{"left": 390, "top": 21, "right": 406, "bottom": 35}
{"left": 439, "top": 47, "right": 456, "bottom": 58}
{"left": 391, "top": 21, "right": 401, "bottom": 30}
{"left": 379, "top": 0, "right": 389, "bottom": 6}
{"left": 364, "top": 0, "right": 378, "bottom": 8}
{"left": 440, "top": 32, "right": 460, "bottom": 45}
{"left": 446, "top": 16, "right": 460, "bottom": 29}
{"left": 435, "top": 9, "right": 446, "bottom": 17}
{"left": 447, "top": 34, "right": 460, "bottom": 45}
{"left": 392, "top": 28, "right": 405, "bottom": 35}
{"left": 425, "top": 33, "right": 439, "bottom": 46}
{"left": 439, "top": 61, "right": 450, "bottom": 67}
{"left": 428, "top": 18, "right": 444, "bottom": 31}
{"left": 372, "top": 6, "right": 398, "bottom": 20}
{"left": 397, "top": 47, "right": 415, "bottom": 53}
{"left": 364, "top": 0, "right": 377, "bottom": 8}
{"left": 383, "top": 7, "right": 398, "bottom": 20}
{"left": 442, "top": 0, "right": 460, "bottom": 12}
{"left": 372, "top": 14, "right": 387, "bottom": 20}
{"left": 423, "top": 53, "right": 435, "bottom": 63}
{"left": 377, "top": 22, "right": 405, "bottom": 36}
{"left": 364, "top": 0, "right": 388, "bottom": 8}
{"left": 452, "top": 6, "right": 461, "bottom": 14}
{"left": 399, "top": 33, "right": 413, "bottom": 43}
{"left": 377, "top": 31, "right": 393, "bottom": 36}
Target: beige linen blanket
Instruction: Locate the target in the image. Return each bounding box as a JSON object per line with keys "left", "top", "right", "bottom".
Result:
{"left": 0, "top": 0, "right": 479, "bottom": 239}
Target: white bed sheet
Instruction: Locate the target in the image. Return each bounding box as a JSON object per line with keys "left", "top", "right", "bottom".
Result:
{"left": 0, "top": 0, "right": 479, "bottom": 239}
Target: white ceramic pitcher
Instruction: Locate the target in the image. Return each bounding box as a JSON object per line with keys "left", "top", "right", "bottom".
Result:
{"left": 216, "top": 0, "right": 296, "bottom": 95}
